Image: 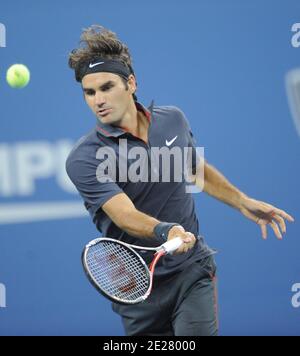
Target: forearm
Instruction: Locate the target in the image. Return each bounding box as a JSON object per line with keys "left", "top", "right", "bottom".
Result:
{"left": 111, "top": 206, "right": 194, "bottom": 253}
{"left": 120, "top": 208, "right": 161, "bottom": 238}
{"left": 202, "top": 162, "right": 247, "bottom": 210}
{"left": 102, "top": 193, "right": 160, "bottom": 238}
{"left": 102, "top": 194, "right": 193, "bottom": 249}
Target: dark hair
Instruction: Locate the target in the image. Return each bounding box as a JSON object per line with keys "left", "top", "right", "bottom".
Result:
{"left": 68, "top": 25, "right": 137, "bottom": 101}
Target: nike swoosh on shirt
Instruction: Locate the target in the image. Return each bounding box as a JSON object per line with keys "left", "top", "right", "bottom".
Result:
{"left": 89, "top": 62, "right": 105, "bottom": 68}
{"left": 166, "top": 136, "right": 178, "bottom": 146}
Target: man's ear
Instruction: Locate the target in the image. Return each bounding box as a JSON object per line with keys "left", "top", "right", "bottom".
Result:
{"left": 128, "top": 74, "right": 137, "bottom": 94}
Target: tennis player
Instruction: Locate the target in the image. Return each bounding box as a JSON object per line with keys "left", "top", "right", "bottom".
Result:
{"left": 66, "top": 25, "right": 294, "bottom": 336}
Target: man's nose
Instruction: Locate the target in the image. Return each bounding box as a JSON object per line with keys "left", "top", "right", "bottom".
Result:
{"left": 95, "top": 91, "right": 106, "bottom": 107}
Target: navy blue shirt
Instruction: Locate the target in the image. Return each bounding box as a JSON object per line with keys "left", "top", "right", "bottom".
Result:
{"left": 66, "top": 102, "right": 215, "bottom": 277}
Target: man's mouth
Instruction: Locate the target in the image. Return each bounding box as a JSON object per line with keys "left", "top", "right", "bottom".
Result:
{"left": 97, "top": 108, "right": 112, "bottom": 117}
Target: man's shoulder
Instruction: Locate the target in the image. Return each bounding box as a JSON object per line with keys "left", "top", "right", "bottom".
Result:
{"left": 66, "top": 128, "right": 99, "bottom": 171}
{"left": 152, "top": 104, "right": 185, "bottom": 118}
{"left": 152, "top": 105, "right": 188, "bottom": 127}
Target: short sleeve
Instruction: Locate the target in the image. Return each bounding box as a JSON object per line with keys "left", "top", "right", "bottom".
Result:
{"left": 66, "top": 157, "right": 123, "bottom": 218}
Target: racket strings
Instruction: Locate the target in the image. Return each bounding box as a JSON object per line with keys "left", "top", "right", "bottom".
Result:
{"left": 86, "top": 241, "right": 150, "bottom": 302}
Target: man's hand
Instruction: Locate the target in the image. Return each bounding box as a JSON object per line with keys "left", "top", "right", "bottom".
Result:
{"left": 239, "top": 196, "right": 295, "bottom": 240}
{"left": 167, "top": 225, "right": 196, "bottom": 254}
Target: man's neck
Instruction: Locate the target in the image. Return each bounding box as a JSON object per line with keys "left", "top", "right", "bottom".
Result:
{"left": 118, "top": 102, "right": 149, "bottom": 142}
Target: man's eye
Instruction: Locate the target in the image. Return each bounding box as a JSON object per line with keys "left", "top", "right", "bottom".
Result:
{"left": 85, "top": 91, "right": 94, "bottom": 96}
{"left": 102, "top": 86, "right": 112, "bottom": 92}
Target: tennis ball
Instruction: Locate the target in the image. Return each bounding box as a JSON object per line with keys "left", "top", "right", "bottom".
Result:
{"left": 6, "top": 64, "right": 30, "bottom": 88}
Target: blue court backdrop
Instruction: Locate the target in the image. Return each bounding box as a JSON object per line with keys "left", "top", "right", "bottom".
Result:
{"left": 0, "top": 0, "right": 299, "bottom": 336}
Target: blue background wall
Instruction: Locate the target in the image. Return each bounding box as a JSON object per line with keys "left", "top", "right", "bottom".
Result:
{"left": 0, "top": 0, "right": 299, "bottom": 335}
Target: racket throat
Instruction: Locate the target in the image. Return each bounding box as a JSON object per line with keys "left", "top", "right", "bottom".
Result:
{"left": 149, "top": 251, "right": 165, "bottom": 274}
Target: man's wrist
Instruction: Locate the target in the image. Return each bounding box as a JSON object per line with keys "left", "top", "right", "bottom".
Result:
{"left": 237, "top": 192, "right": 249, "bottom": 210}
{"left": 153, "top": 222, "right": 181, "bottom": 240}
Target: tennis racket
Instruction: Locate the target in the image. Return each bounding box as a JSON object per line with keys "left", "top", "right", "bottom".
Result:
{"left": 82, "top": 237, "right": 183, "bottom": 305}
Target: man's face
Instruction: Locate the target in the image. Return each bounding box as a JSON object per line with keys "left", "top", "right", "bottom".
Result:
{"left": 81, "top": 72, "right": 136, "bottom": 125}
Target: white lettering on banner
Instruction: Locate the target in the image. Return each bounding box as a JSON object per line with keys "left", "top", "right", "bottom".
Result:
{"left": 15, "top": 142, "right": 54, "bottom": 195}
{"left": 55, "top": 140, "right": 78, "bottom": 193}
{"left": 0, "top": 146, "right": 13, "bottom": 196}
{"left": 0, "top": 140, "right": 88, "bottom": 224}
{"left": 291, "top": 23, "right": 300, "bottom": 48}
{"left": 0, "top": 140, "right": 76, "bottom": 197}
{"left": 0, "top": 283, "right": 6, "bottom": 308}
{"left": 291, "top": 283, "right": 300, "bottom": 308}
{"left": 0, "top": 23, "right": 6, "bottom": 48}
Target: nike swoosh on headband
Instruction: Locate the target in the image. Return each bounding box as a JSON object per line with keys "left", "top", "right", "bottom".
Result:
{"left": 166, "top": 136, "right": 178, "bottom": 146}
{"left": 89, "top": 62, "right": 105, "bottom": 68}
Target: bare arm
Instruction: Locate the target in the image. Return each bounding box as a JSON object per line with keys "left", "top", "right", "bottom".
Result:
{"left": 202, "top": 161, "right": 246, "bottom": 210}
{"left": 102, "top": 193, "right": 160, "bottom": 238}
{"left": 193, "top": 161, "right": 294, "bottom": 239}
{"left": 102, "top": 193, "right": 196, "bottom": 252}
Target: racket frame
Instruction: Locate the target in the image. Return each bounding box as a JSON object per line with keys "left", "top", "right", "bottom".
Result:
{"left": 82, "top": 237, "right": 153, "bottom": 305}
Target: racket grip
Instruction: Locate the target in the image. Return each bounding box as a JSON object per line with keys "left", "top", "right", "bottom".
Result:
{"left": 161, "top": 237, "right": 183, "bottom": 254}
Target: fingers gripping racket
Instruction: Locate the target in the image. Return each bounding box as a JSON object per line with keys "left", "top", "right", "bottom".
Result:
{"left": 82, "top": 237, "right": 183, "bottom": 305}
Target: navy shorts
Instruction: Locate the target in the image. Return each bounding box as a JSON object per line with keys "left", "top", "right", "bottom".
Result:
{"left": 111, "top": 255, "right": 218, "bottom": 336}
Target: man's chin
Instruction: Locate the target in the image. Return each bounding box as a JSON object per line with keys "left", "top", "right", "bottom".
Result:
{"left": 97, "top": 114, "right": 119, "bottom": 125}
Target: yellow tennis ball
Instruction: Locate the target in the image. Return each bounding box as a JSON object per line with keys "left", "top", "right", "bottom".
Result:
{"left": 6, "top": 64, "right": 30, "bottom": 88}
